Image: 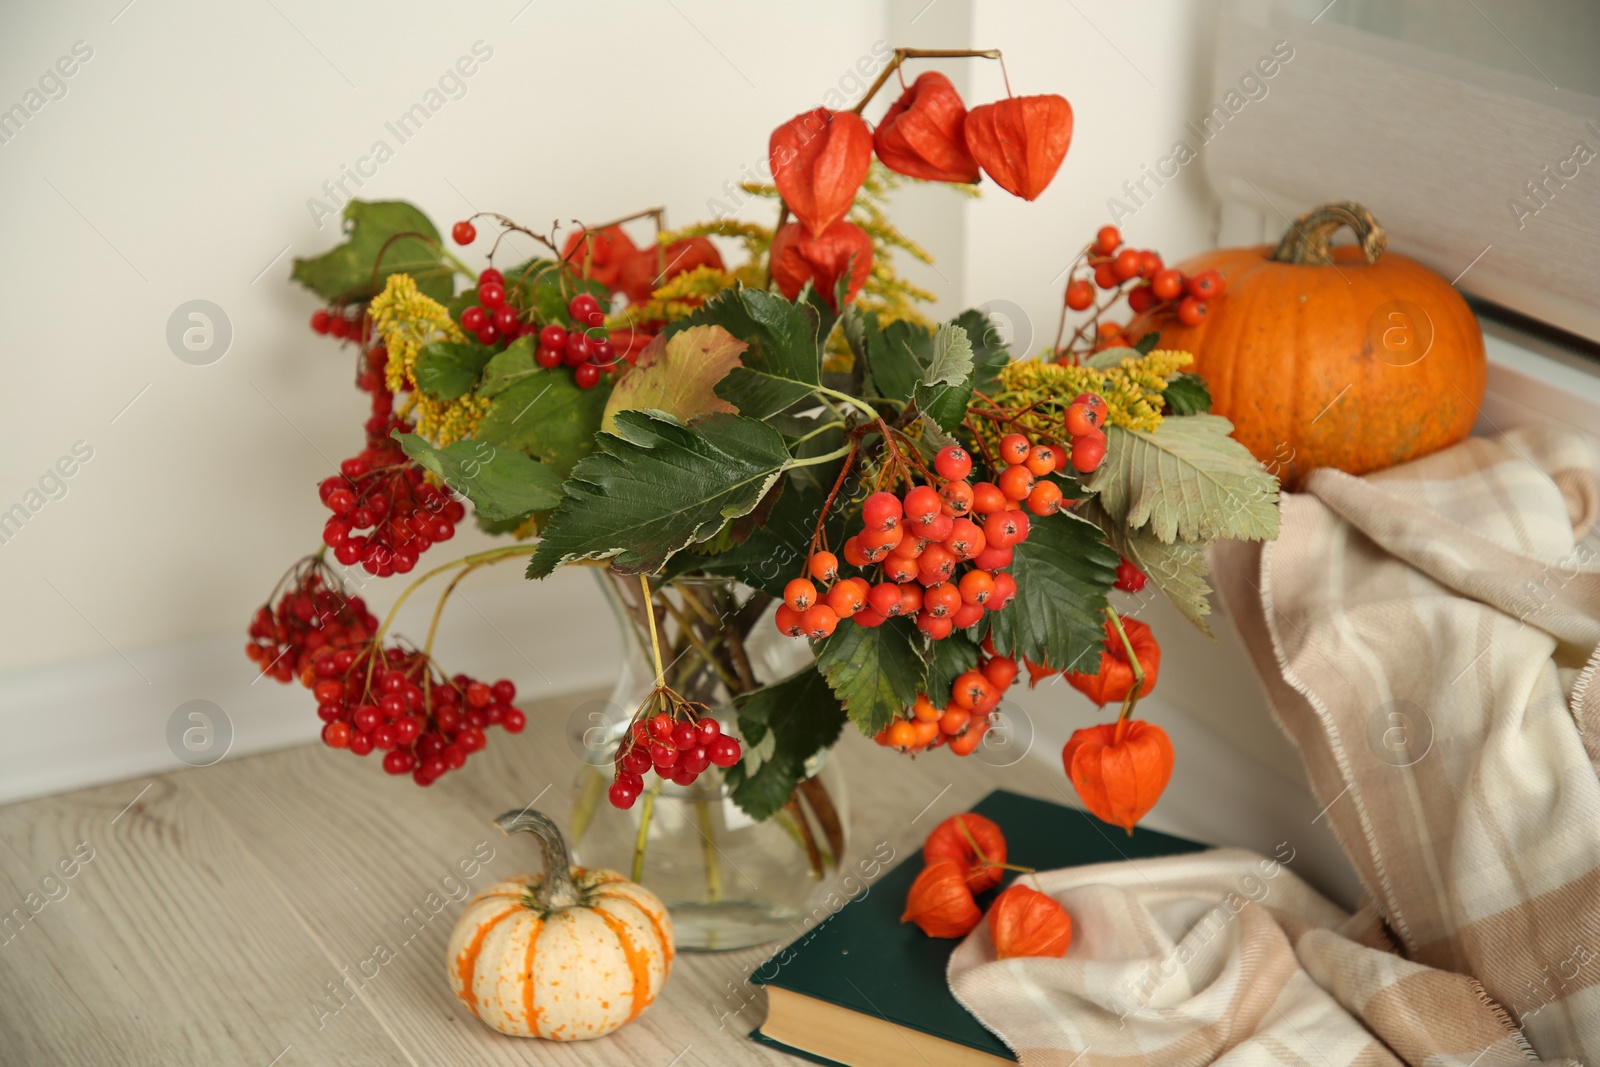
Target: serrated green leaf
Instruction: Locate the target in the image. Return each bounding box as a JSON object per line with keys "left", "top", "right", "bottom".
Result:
{"left": 475, "top": 371, "right": 611, "bottom": 478}
{"left": 724, "top": 666, "right": 847, "bottom": 821}
{"left": 985, "top": 511, "right": 1119, "bottom": 672}
{"left": 526, "top": 411, "right": 794, "bottom": 578}
{"left": 1080, "top": 498, "right": 1214, "bottom": 635}
{"left": 1087, "top": 417, "right": 1280, "bottom": 544}
{"left": 911, "top": 322, "right": 977, "bottom": 431}
{"left": 674, "top": 459, "right": 848, "bottom": 598}
{"left": 814, "top": 618, "right": 924, "bottom": 736}
{"left": 1161, "top": 372, "right": 1212, "bottom": 416}
{"left": 924, "top": 631, "right": 980, "bottom": 703}
{"left": 800, "top": 277, "right": 845, "bottom": 350}
{"left": 1133, "top": 331, "right": 1161, "bottom": 355}
{"left": 670, "top": 289, "right": 820, "bottom": 420}
{"left": 950, "top": 307, "right": 1011, "bottom": 391}
{"left": 291, "top": 200, "right": 452, "bottom": 304}
{"left": 864, "top": 315, "right": 928, "bottom": 406}
{"left": 922, "top": 322, "right": 974, "bottom": 387}
{"left": 602, "top": 325, "right": 743, "bottom": 433}
{"left": 394, "top": 432, "right": 562, "bottom": 520}
{"left": 413, "top": 340, "right": 496, "bottom": 400}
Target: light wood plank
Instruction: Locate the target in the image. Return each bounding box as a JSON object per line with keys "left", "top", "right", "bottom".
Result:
{"left": 3, "top": 687, "right": 1069, "bottom": 1065}
{"left": 0, "top": 774, "right": 409, "bottom": 1066}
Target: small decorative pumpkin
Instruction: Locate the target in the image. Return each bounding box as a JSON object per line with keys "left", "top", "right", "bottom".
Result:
{"left": 1128, "top": 201, "right": 1485, "bottom": 490}
{"left": 447, "top": 809, "right": 673, "bottom": 1041}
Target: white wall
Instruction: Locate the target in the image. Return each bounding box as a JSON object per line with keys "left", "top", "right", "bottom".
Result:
{"left": 4, "top": 0, "right": 1306, "bottom": 844}
{"left": 0, "top": 0, "right": 887, "bottom": 678}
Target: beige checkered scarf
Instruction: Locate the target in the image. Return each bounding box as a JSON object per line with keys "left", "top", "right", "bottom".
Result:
{"left": 951, "top": 427, "right": 1600, "bottom": 1065}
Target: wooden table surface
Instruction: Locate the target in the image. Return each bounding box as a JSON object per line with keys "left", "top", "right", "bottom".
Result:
{"left": 0, "top": 687, "right": 1074, "bottom": 1066}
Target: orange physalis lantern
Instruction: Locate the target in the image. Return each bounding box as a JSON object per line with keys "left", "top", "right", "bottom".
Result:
{"left": 770, "top": 108, "right": 874, "bottom": 238}
{"left": 617, "top": 236, "right": 724, "bottom": 305}
{"left": 963, "top": 94, "right": 1073, "bottom": 201}
{"left": 561, "top": 225, "right": 638, "bottom": 288}
{"left": 1063, "top": 616, "right": 1160, "bottom": 705}
{"left": 873, "top": 71, "right": 981, "bottom": 184}
{"left": 901, "top": 858, "right": 981, "bottom": 938}
{"left": 1062, "top": 719, "right": 1174, "bottom": 832}
{"left": 922, "top": 813, "right": 1008, "bottom": 893}
{"left": 769, "top": 220, "right": 873, "bottom": 309}
{"left": 987, "top": 883, "right": 1073, "bottom": 960}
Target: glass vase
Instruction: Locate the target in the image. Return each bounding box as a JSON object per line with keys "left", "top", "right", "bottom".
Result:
{"left": 567, "top": 571, "right": 849, "bottom": 951}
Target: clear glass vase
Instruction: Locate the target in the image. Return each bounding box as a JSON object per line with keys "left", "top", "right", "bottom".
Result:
{"left": 567, "top": 572, "right": 849, "bottom": 951}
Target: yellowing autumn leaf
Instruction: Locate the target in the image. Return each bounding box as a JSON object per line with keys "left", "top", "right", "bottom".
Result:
{"left": 602, "top": 325, "right": 746, "bottom": 433}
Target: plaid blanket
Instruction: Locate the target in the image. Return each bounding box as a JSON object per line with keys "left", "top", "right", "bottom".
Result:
{"left": 951, "top": 427, "right": 1600, "bottom": 1065}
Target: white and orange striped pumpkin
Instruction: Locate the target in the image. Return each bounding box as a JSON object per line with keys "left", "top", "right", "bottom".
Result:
{"left": 447, "top": 809, "right": 674, "bottom": 1041}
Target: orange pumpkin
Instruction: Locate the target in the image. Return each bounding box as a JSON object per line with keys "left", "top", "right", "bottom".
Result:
{"left": 1062, "top": 719, "right": 1174, "bottom": 832}
{"left": 447, "top": 810, "right": 673, "bottom": 1041}
{"left": 1127, "top": 202, "right": 1485, "bottom": 490}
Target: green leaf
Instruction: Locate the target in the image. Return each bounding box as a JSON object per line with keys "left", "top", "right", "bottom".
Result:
{"left": 1080, "top": 498, "right": 1214, "bottom": 635}
{"left": 394, "top": 432, "right": 562, "bottom": 521}
{"left": 724, "top": 666, "right": 847, "bottom": 821}
{"left": 921, "top": 321, "right": 975, "bottom": 387}
{"left": 911, "top": 322, "right": 977, "bottom": 432}
{"left": 526, "top": 411, "right": 795, "bottom": 578}
{"left": 924, "top": 631, "right": 980, "bottom": 703}
{"left": 950, "top": 307, "right": 1011, "bottom": 393}
{"left": 290, "top": 200, "right": 452, "bottom": 304}
{"left": 601, "top": 325, "right": 744, "bottom": 433}
{"left": 1161, "top": 372, "right": 1212, "bottom": 416}
{"left": 814, "top": 618, "right": 924, "bottom": 736}
{"left": 1133, "top": 331, "right": 1160, "bottom": 355}
{"left": 413, "top": 340, "right": 497, "bottom": 401}
{"left": 672, "top": 289, "right": 820, "bottom": 420}
{"left": 858, "top": 314, "right": 925, "bottom": 404}
{"left": 1087, "top": 416, "right": 1280, "bottom": 544}
{"left": 674, "top": 458, "right": 847, "bottom": 598}
{"left": 475, "top": 371, "right": 612, "bottom": 478}
{"left": 477, "top": 340, "right": 538, "bottom": 400}
{"left": 800, "top": 278, "right": 844, "bottom": 352}
{"left": 985, "top": 511, "right": 1119, "bottom": 672}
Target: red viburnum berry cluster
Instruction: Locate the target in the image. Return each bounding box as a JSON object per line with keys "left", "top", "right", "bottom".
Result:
{"left": 318, "top": 449, "right": 466, "bottom": 576}
{"left": 776, "top": 437, "right": 1086, "bottom": 643}
{"left": 310, "top": 643, "right": 524, "bottom": 786}
{"left": 607, "top": 708, "right": 742, "bottom": 810}
{"left": 246, "top": 560, "right": 379, "bottom": 684}
{"left": 877, "top": 639, "right": 1021, "bottom": 756}
{"left": 309, "top": 307, "right": 372, "bottom": 342}
{"left": 453, "top": 231, "right": 647, "bottom": 391}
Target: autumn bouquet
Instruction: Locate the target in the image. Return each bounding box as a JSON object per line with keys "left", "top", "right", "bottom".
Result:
{"left": 248, "top": 47, "right": 1278, "bottom": 858}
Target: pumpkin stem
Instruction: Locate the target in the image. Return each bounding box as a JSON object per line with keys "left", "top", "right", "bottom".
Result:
{"left": 494, "top": 808, "right": 582, "bottom": 909}
{"left": 1268, "top": 201, "right": 1387, "bottom": 267}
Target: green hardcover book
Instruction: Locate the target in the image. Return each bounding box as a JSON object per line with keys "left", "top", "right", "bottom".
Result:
{"left": 751, "top": 789, "right": 1209, "bottom": 1067}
